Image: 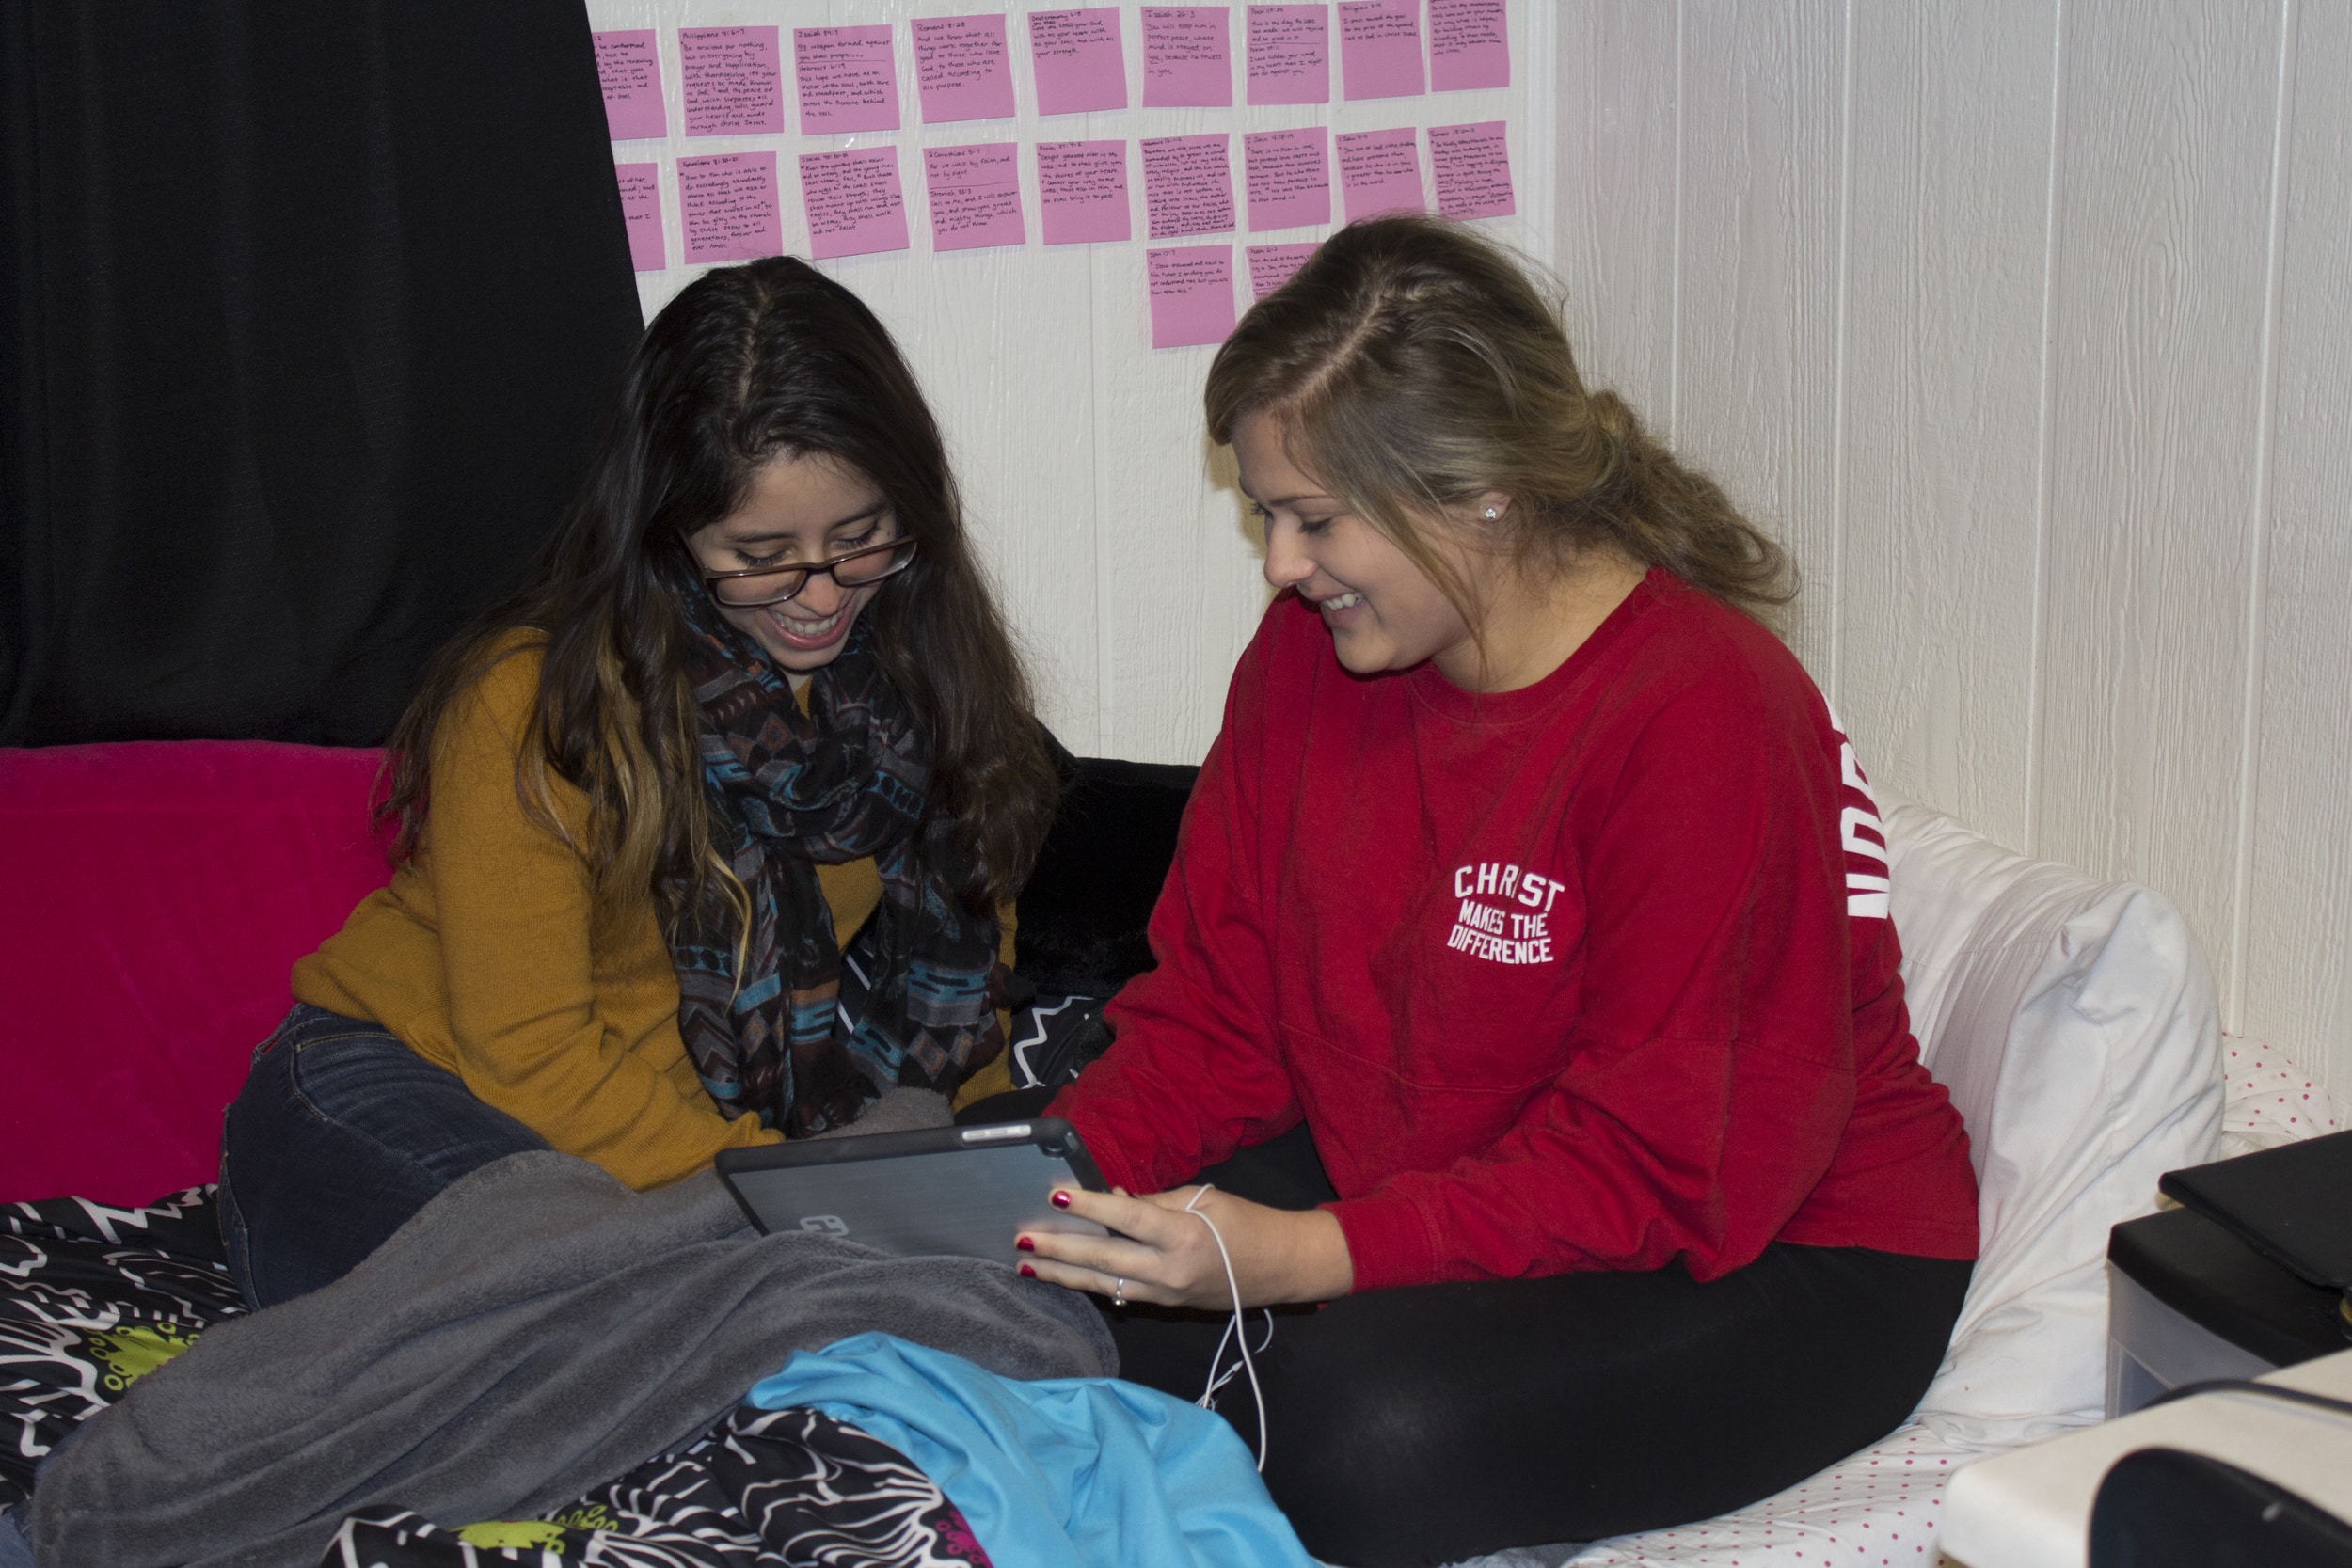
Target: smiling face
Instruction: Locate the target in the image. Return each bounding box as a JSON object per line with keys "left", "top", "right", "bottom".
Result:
{"left": 685, "top": 451, "right": 898, "bottom": 681}
{"left": 1234, "top": 411, "right": 1484, "bottom": 683}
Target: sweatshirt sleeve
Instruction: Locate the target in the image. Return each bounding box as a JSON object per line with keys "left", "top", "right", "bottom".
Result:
{"left": 427, "top": 653, "right": 775, "bottom": 1189}
{"left": 1049, "top": 626, "right": 1302, "bottom": 1194}
{"left": 1329, "top": 668, "right": 1859, "bottom": 1289}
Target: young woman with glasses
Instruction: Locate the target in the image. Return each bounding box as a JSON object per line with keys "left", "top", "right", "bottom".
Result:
{"left": 219, "top": 256, "right": 1057, "bottom": 1308}
{"left": 1010, "top": 217, "right": 1980, "bottom": 1565}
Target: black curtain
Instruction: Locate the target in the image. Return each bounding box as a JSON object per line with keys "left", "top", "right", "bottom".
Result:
{"left": 0, "top": 1, "right": 644, "bottom": 746}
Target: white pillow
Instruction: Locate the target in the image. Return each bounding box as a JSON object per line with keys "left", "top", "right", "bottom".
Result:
{"left": 1880, "top": 796, "right": 2223, "bottom": 1449}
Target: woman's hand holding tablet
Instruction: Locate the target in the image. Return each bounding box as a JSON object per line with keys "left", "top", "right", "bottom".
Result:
{"left": 1016, "top": 1184, "right": 1354, "bottom": 1309}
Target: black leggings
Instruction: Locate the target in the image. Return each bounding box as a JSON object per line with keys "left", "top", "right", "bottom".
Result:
{"left": 963, "top": 1090, "right": 1972, "bottom": 1567}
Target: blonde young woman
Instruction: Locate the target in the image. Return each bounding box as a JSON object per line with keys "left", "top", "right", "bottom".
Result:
{"left": 1008, "top": 219, "right": 1979, "bottom": 1565}
{"left": 221, "top": 257, "right": 1052, "bottom": 1309}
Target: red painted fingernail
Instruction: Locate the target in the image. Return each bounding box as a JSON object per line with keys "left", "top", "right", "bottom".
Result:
{"left": 1018, "top": 1263, "right": 1036, "bottom": 1278}
{"left": 1050, "top": 1192, "right": 1072, "bottom": 1210}
{"left": 1016, "top": 1236, "right": 1035, "bottom": 1252}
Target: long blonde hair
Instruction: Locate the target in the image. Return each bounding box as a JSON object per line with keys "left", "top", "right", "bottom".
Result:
{"left": 1204, "top": 215, "right": 1793, "bottom": 627}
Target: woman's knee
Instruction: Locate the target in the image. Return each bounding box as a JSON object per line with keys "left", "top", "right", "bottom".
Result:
{"left": 219, "top": 1007, "right": 544, "bottom": 1307}
{"left": 1244, "top": 1302, "right": 1530, "bottom": 1565}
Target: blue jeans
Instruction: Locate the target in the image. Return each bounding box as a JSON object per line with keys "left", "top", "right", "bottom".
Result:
{"left": 0, "top": 1500, "right": 31, "bottom": 1568}
{"left": 218, "top": 1005, "right": 548, "bottom": 1308}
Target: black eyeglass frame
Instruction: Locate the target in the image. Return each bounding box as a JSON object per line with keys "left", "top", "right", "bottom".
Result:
{"left": 699, "top": 536, "right": 919, "bottom": 608}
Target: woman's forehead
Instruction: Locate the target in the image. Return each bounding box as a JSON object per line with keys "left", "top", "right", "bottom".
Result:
{"left": 1232, "top": 412, "right": 1338, "bottom": 504}
{"left": 715, "top": 453, "right": 886, "bottom": 535}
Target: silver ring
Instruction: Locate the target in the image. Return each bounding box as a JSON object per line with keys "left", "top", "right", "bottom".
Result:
{"left": 1112, "top": 1277, "right": 1127, "bottom": 1308}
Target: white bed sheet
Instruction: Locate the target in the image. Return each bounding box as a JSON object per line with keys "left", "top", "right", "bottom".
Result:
{"left": 1448, "top": 1043, "right": 2344, "bottom": 1568}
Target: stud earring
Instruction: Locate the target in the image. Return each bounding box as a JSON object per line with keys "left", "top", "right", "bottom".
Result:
{"left": 1482, "top": 506, "right": 1501, "bottom": 520}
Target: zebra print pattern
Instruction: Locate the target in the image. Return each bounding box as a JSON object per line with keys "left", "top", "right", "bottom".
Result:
{"left": 2, "top": 1187, "right": 242, "bottom": 1508}
{"left": 320, "top": 1406, "right": 992, "bottom": 1568}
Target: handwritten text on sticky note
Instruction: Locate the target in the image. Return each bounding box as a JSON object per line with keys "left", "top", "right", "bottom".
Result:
{"left": 793, "top": 25, "right": 900, "bottom": 135}
{"left": 1142, "top": 134, "right": 1235, "bottom": 240}
{"left": 925, "top": 142, "right": 1026, "bottom": 251}
{"left": 1429, "top": 121, "right": 1514, "bottom": 219}
{"left": 1037, "top": 139, "right": 1131, "bottom": 244}
{"left": 681, "top": 27, "right": 784, "bottom": 136}
{"left": 615, "top": 163, "right": 665, "bottom": 270}
{"left": 800, "top": 148, "right": 911, "bottom": 260}
{"left": 1246, "top": 5, "right": 1328, "bottom": 105}
{"left": 1247, "top": 242, "right": 1318, "bottom": 298}
{"left": 595, "top": 32, "right": 666, "bottom": 140}
{"left": 1429, "top": 0, "right": 1509, "bottom": 91}
{"left": 679, "top": 152, "right": 782, "bottom": 263}
{"left": 1149, "top": 245, "right": 1237, "bottom": 348}
{"left": 1243, "top": 127, "right": 1329, "bottom": 231}
{"left": 1029, "top": 8, "right": 1127, "bottom": 115}
{"left": 1337, "top": 0, "right": 1425, "bottom": 101}
{"left": 1142, "top": 8, "right": 1232, "bottom": 108}
{"left": 913, "top": 14, "right": 1018, "bottom": 123}
{"left": 1335, "top": 127, "right": 1424, "bottom": 221}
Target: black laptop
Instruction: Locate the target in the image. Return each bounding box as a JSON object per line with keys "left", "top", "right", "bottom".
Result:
{"left": 2159, "top": 1131, "right": 2352, "bottom": 1325}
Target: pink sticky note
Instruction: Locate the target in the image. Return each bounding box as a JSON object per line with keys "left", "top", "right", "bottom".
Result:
{"left": 793, "top": 25, "right": 900, "bottom": 135}
{"left": 680, "top": 27, "right": 785, "bottom": 136}
{"left": 1243, "top": 127, "right": 1328, "bottom": 231}
{"left": 1247, "top": 5, "right": 1328, "bottom": 104}
{"left": 1148, "top": 245, "right": 1237, "bottom": 348}
{"left": 678, "top": 152, "right": 782, "bottom": 263}
{"left": 595, "top": 32, "right": 666, "bottom": 140}
{"left": 1428, "top": 121, "right": 1514, "bottom": 219}
{"left": 913, "top": 14, "right": 1018, "bottom": 123}
{"left": 1428, "top": 0, "right": 1508, "bottom": 91}
{"left": 614, "top": 163, "right": 665, "bottom": 271}
{"left": 1337, "top": 0, "right": 1425, "bottom": 101}
{"left": 1141, "top": 134, "right": 1234, "bottom": 241}
{"left": 1247, "top": 242, "right": 1318, "bottom": 298}
{"left": 1142, "top": 8, "right": 1232, "bottom": 108}
{"left": 925, "top": 142, "right": 1025, "bottom": 251}
{"left": 1029, "top": 8, "right": 1127, "bottom": 115}
{"left": 1335, "top": 127, "right": 1424, "bottom": 221}
{"left": 799, "top": 148, "right": 911, "bottom": 260}
{"left": 1036, "top": 139, "right": 1131, "bottom": 244}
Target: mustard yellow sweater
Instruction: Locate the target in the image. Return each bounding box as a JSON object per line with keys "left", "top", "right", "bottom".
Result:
{"left": 294, "top": 641, "right": 1013, "bottom": 1190}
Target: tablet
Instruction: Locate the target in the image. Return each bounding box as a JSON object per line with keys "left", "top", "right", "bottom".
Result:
{"left": 714, "top": 1117, "right": 1112, "bottom": 1265}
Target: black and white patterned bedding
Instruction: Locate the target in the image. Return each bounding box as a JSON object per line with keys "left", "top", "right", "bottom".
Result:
{"left": 1, "top": 1189, "right": 993, "bottom": 1566}
{"left": 1, "top": 1187, "right": 241, "bottom": 1512}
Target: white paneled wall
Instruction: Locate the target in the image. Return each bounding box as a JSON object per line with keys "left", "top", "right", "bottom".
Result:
{"left": 570, "top": 1, "right": 2350, "bottom": 1098}
{"left": 1553, "top": 0, "right": 2351, "bottom": 1101}
{"left": 581, "top": 0, "right": 1555, "bottom": 766}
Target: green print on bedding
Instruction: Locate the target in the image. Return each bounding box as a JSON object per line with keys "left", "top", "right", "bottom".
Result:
{"left": 0, "top": 1188, "right": 245, "bottom": 1510}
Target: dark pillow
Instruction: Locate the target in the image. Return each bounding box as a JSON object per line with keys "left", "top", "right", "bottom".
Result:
{"left": 1012, "top": 751, "right": 1200, "bottom": 1002}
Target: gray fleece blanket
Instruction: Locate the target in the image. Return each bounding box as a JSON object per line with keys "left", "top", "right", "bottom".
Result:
{"left": 30, "top": 1149, "right": 1116, "bottom": 1568}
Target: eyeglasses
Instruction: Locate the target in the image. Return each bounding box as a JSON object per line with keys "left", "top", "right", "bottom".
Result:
{"left": 700, "top": 536, "right": 919, "bottom": 608}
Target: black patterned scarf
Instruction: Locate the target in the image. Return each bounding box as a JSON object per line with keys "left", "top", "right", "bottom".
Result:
{"left": 671, "top": 594, "right": 1004, "bottom": 1136}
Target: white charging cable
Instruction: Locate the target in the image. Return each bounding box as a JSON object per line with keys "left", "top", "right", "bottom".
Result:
{"left": 1201, "top": 1307, "right": 1276, "bottom": 1406}
{"left": 1183, "top": 1184, "right": 1269, "bottom": 1472}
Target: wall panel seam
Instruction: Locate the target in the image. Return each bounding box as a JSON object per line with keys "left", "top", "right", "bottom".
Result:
{"left": 1669, "top": 0, "right": 1685, "bottom": 444}
{"left": 2228, "top": 0, "right": 2299, "bottom": 1028}
{"left": 2024, "top": 0, "right": 2069, "bottom": 857}
{"left": 1088, "top": 264, "right": 1113, "bottom": 757}
{"left": 1826, "top": 0, "right": 1855, "bottom": 710}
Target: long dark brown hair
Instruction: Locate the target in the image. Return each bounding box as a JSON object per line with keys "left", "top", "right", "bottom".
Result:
{"left": 380, "top": 256, "right": 1057, "bottom": 932}
{"left": 1205, "top": 215, "right": 1793, "bottom": 627}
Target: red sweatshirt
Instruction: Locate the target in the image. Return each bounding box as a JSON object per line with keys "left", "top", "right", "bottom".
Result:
{"left": 1051, "top": 571, "right": 1979, "bottom": 1291}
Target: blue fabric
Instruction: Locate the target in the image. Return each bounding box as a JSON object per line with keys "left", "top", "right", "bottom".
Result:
{"left": 219, "top": 1005, "right": 549, "bottom": 1308}
{"left": 746, "top": 1332, "right": 1315, "bottom": 1568}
